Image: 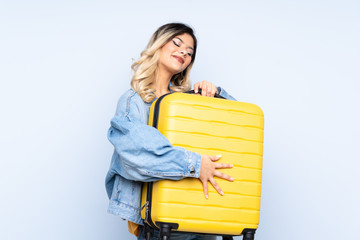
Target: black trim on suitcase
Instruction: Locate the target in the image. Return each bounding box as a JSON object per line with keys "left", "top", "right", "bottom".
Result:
{"left": 145, "top": 182, "right": 158, "bottom": 229}
{"left": 145, "top": 93, "right": 171, "bottom": 230}
{"left": 152, "top": 93, "right": 171, "bottom": 129}
{"left": 185, "top": 89, "right": 226, "bottom": 99}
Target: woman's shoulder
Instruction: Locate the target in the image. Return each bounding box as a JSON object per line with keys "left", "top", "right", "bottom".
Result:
{"left": 118, "top": 88, "right": 141, "bottom": 103}
{"left": 114, "top": 88, "right": 147, "bottom": 118}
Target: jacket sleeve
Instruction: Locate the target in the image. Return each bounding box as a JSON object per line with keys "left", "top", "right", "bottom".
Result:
{"left": 107, "top": 93, "right": 201, "bottom": 182}
{"left": 217, "top": 86, "right": 237, "bottom": 101}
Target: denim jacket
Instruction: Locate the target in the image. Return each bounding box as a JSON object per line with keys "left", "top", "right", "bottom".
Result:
{"left": 105, "top": 86, "right": 236, "bottom": 224}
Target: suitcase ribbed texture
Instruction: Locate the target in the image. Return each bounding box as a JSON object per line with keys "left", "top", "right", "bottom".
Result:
{"left": 142, "top": 92, "right": 264, "bottom": 235}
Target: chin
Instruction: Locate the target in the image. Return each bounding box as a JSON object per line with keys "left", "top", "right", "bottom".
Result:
{"left": 161, "top": 60, "right": 187, "bottom": 76}
{"left": 169, "top": 66, "right": 184, "bottom": 76}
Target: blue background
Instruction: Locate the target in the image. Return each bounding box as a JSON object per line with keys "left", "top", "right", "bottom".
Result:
{"left": 1, "top": 1, "right": 359, "bottom": 239}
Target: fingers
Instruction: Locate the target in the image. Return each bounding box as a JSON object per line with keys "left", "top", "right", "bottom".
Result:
{"left": 202, "top": 81, "right": 211, "bottom": 97}
{"left": 194, "top": 82, "right": 199, "bottom": 94}
{"left": 202, "top": 82, "right": 208, "bottom": 97}
{"left": 209, "top": 154, "right": 222, "bottom": 161}
{"left": 193, "top": 81, "right": 217, "bottom": 97}
{"left": 209, "top": 178, "right": 224, "bottom": 196}
{"left": 211, "top": 87, "right": 217, "bottom": 96}
{"left": 214, "top": 162, "right": 233, "bottom": 169}
{"left": 214, "top": 170, "right": 234, "bottom": 182}
{"left": 199, "top": 154, "right": 234, "bottom": 199}
{"left": 202, "top": 180, "right": 209, "bottom": 199}
{"left": 202, "top": 174, "right": 233, "bottom": 199}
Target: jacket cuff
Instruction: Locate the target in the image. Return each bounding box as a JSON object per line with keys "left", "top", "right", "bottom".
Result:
{"left": 217, "top": 86, "right": 223, "bottom": 95}
{"left": 216, "top": 86, "right": 237, "bottom": 101}
{"left": 184, "top": 150, "right": 201, "bottom": 178}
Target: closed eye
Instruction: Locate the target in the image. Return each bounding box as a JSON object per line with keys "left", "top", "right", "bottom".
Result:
{"left": 172, "top": 40, "right": 180, "bottom": 47}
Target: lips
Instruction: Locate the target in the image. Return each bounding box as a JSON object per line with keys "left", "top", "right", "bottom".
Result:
{"left": 172, "top": 55, "right": 184, "bottom": 64}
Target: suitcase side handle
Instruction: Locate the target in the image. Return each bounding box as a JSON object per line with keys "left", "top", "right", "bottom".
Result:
{"left": 185, "top": 89, "right": 226, "bottom": 99}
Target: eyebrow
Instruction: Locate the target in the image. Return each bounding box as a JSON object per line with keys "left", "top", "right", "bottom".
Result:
{"left": 175, "top": 37, "right": 194, "bottom": 50}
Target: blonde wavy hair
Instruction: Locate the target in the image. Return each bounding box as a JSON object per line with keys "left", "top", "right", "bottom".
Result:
{"left": 130, "top": 23, "right": 198, "bottom": 103}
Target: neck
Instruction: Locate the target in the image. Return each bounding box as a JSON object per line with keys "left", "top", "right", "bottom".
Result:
{"left": 152, "top": 68, "right": 173, "bottom": 98}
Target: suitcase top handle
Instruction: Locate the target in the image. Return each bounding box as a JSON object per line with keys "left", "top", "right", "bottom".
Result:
{"left": 185, "top": 89, "right": 225, "bottom": 99}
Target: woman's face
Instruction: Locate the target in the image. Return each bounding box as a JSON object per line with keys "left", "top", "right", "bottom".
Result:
{"left": 158, "top": 33, "right": 194, "bottom": 76}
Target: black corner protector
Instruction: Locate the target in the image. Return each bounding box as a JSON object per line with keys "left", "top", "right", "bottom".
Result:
{"left": 155, "top": 221, "right": 179, "bottom": 230}
{"left": 241, "top": 228, "right": 256, "bottom": 240}
{"left": 241, "top": 228, "right": 256, "bottom": 234}
{"left": 222, "top": 235, "right": 234, "bottom": 240}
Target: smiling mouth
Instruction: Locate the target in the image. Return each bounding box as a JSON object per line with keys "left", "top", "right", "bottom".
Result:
{"left": 173, "top": 56, "right": 184, "bottom": 64}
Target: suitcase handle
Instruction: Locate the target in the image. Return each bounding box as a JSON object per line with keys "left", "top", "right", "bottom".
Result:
{"left": 185, "top": 89, "right": 225, "bottom": 99}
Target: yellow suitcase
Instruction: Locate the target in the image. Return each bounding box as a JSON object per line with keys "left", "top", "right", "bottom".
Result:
{"left": 141, "top": 92, "right": 264, "bottom": 240}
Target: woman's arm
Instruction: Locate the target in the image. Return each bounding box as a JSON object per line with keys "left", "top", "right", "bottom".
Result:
{"left": 107, "top": 90, "right": 202, "bottom": 182}
{"left": 108, "top": 114, "right": 201, "bottom": 182}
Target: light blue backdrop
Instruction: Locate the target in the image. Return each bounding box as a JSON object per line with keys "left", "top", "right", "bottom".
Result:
{"left": 1, "top": 1, "right": 359, "bottom": 239}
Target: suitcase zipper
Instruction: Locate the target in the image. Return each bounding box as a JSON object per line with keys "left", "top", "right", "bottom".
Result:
{"left": 145, "top": 182, "right": 157, "bottom": 229}
{"left": 141, "top": 201, "right": 150, "bottom": 223}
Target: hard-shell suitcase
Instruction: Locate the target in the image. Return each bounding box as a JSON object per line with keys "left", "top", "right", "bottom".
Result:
{"left": 141, "top": 92, "right": 264, "bottom": 240}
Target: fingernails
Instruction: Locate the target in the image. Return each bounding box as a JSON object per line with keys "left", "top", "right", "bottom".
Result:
{"left": 230, "top": 177, "right": 234, "bottom": 181}
{"left": 216, "top": 154, "right": 222, "bottom": 158}
{"left": 230, "top": 164, "right": 233, "bottom": 167}
{"left": 220, "top": 191, "right": 224, "bottom": 196}
{"left": 205, "top": 195, "right": 208, "bottom": 199}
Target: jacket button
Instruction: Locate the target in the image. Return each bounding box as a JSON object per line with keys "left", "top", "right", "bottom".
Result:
{"left": 190, "top": 166, "right": 195, "bottom": 176}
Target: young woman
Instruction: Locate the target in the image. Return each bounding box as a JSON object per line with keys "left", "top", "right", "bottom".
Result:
{"left": 105, "top": 23, "right": 236, "bottom": 240}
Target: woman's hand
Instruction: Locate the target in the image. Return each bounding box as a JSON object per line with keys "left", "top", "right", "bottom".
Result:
{"left": 199, "top": 154, "right": 234, "bottom": 199}
{"left": 194, "top": 81, "right": 218, "bottom": 97}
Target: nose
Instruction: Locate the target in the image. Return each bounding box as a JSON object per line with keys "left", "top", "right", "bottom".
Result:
{"left": 179, "top": 49, "right": 188, "bottom": 57}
